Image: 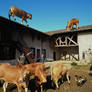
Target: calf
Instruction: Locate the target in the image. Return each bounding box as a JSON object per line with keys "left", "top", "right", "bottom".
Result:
{"left": 51, "top": 63, "right": 70, "bottom": 88}
{"left": 0, "top": 63, "right": 29, "bottom": 92}
{"left": 9, "top": 6, "right": 32, "bottom": 26}
{"left": 66, "top": 18, "right": 79, "bottom": 30}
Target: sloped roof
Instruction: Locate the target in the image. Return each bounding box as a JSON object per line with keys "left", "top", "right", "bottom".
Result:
{"left": 45, "top": 25, "right": 92, "bottom": 36}
{"left": 0, "top": 16, "right": 49, "bottom": 37}
{"left": 1, "top": 16, "right": 92, "bottom": 37}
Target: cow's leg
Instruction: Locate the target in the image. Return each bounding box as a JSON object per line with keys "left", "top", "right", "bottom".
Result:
{"left": 12, "top": 13, "right": 16, "bottom": 20}
{"left": 21, "top": 82, "right": 28, "bottom": 92}
{"left": 3, "top": 82, "right": 8, "bottom": 92}
{"left": 17, "top": 84, "right": 22, "bottom": 92}
{"left": 76, "top": 23, "right": 79, "bottom": 29}
{"left": 21, "top": 18, "right": 23, "bottom": 24}
{"left": 61, "top": 75, "right": 64, "bottom": 83}
{"left": 66, "top": 71, "right": 70, "bottom": 84}
{"left": 9, "top": 9, "right": 13, "bottom": 19}
{"left": 71, "top": 24, "right": 74, "bottom": 29}
{"left": 24, "top": 19, "right": 29, "bottom": 26}
{"left": 54, "top": 76, "right": 59, "bottom": 88}
{"left": 40, "top": 85, "right": 43, "bottom": 92}
{"left": 9, "top": 10, "right": 11, "bottom": 19}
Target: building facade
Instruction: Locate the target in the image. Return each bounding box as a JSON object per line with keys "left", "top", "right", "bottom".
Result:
{"left": 0, "top": 16, "right": 54, "bottom": 63}
{"left": 0, "top": 16, "right": 92, "bottom": 63}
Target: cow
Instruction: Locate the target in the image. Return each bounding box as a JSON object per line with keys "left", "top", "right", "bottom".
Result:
{"left": 24, "top": 62, "right": 47, "bottom": 92}
{"left": 66, "top": 18, "right": 79, "bottom": 30}
{"left": 0, "top": 63, "right": 30, "bottom": 92}
{"left": 9, "top": 6, "right": 32, "bottom": 26}
{"left": 51, "top": 63, "right": 70, "bottom": 88}
{"left": 0, "top": 62, "right": 47, "bottom": 92}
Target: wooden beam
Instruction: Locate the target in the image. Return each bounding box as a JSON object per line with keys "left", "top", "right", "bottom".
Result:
{"left": 55, "top": 45, "right": 78, "bottom": 47}
{"left": 67, "top": 36, "right": 78, "bottom": 45}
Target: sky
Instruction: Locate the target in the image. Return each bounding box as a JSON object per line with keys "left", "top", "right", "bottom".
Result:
{"left": 0, "top": 0, "right": 92, "bottom": 32}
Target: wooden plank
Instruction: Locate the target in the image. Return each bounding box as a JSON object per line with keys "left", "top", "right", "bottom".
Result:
{"left": 68, "top": 35, "right": 73, "bottom": 45}
{"left": 55, "top": 45, "right": 78, "bottom": 47}
{"left": 67, "top": 36, "right": 78, "bottom": 45}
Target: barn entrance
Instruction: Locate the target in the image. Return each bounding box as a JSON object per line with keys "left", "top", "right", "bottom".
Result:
{"left": 53, "top": 52, "right": 56, "bottom": 60}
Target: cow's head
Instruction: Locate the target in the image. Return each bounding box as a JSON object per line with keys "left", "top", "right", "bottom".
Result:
{"left": 34, "top": 65, "right": 47, "bottom": 84}
{"left": 16, "top": 65, "right": 30, "bottom": 82}
{"left": 27, "top": 14, "right": 32, "bottom": 19}
{"left": 24, "top": 63, "right": 47, "bottom": 84}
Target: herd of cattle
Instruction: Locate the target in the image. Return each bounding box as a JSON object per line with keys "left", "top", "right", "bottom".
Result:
{"left": 0, "top": 61, "right": 71, "bottom": 92}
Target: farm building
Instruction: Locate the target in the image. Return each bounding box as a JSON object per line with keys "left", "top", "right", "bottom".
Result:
{"left": 0, "top": 16, "right": 92, "bottom": 64}
{"left": 46, "top": 25, "right": 92, "bottom": 61}
{"left": 0, "top": 16, "right": 54, "bottom": 64}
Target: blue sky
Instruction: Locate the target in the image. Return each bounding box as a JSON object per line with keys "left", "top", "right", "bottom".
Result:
{"left": 0, "top": 0, "right": 92, "bottom": 32}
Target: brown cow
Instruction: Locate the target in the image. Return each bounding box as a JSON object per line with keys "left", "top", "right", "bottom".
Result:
{"left": 1, "top": 63, "right": 47, "bottom": 92}
{"left": 9, "top": 6, "right": 32, "bottom": 26}
{"left": 51, "top": 63, "right": 70, "bottom": 88}
{"left": 66, "top": 18, "right": 79, "bottom": 30}
{"left": 0, "top": 63, "right": 29, "bottom": 92}
{"left": 24, "top": 62, "right": 47, "bottom": 92}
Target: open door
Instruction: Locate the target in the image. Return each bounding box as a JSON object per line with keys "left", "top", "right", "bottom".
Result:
{"left": 53, "top": 52, "right": 56, "bottom": 60}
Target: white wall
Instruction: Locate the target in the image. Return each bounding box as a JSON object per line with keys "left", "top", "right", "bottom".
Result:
{"left": 78, "top": 32, "right": 92, "bottom": 60}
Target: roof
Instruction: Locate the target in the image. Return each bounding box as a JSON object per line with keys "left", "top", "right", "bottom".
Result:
{"left": 0, "top": 16, "right": 92, "bottom": 37}
{"left": 0, "top": 16, "right": 49, "bottom": 37}
{"left": 45, "top": 25, "right": 92, "bottom": 36}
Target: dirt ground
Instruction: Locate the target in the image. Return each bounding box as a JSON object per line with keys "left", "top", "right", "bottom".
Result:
{"left": 46, "top": 64, "right": 92, "bottom": 92}
{"left": 0, "top": 64, "right": 92, "bottom": 92}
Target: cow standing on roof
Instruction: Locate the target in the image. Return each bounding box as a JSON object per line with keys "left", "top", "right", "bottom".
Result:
{"left": 9, "top": 6, "right": 32, "bottom": 26}
{"left": 66, "top": 18, "right": 79, "bottom": 30}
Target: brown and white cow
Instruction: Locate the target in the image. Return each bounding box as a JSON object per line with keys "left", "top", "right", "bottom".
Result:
{"left": 66, "top": 18, "right": 79, "bottom": 30}
{"left": 0, "top": 63, "right": 29, "bottom": 92}
{"left": 51, "top": 63, "right": 70, "bottom": 88}
{"left": 9, "top": 6, "right": 32, "bottom": 26}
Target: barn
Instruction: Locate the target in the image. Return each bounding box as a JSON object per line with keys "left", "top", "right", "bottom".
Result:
{"left": 46, "top": 25, "right": 92, "bottom": 61}
{"left": 0, "top": 16, "right": 92, "bottom": 64}
{"left": 0, "top": 16, "right": 54, "bottom": 64}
